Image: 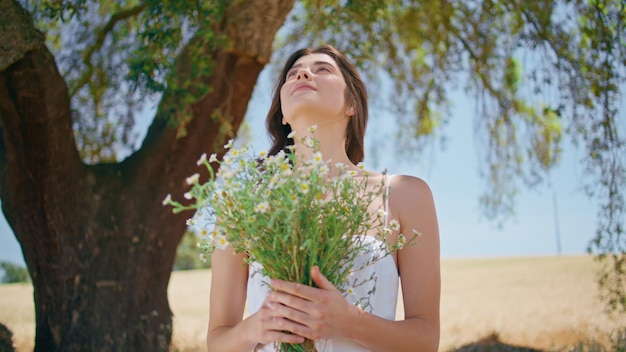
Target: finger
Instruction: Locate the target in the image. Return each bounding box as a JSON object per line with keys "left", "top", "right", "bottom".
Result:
{"left": 311, "top": 266, "right": 336, "bottom": 291}
{"left": 268, "top": 300, "right": 310, "bottom": 326}
{"left": 268, "top": 290, "right": 314, "bottom": 315}
{"left": 265, "top": 316, "right": 309, "bottom": 340}
{"left": 270, "top": 279, "right": 318, "bottom": 300}
{"left": 257, "top": 307, "right": 306, "bottom": 344}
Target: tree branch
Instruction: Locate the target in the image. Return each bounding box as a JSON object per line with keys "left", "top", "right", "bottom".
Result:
{"left": 69, "top": 3, "right": 148, "bottom": 97}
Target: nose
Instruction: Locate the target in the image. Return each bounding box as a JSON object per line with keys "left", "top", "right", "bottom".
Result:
{"left": 296, "top": 68, "right": 311, "bottom": 80}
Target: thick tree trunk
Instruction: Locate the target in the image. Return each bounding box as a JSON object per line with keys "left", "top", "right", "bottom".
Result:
{"left": 0, "top": 0, "right": 294, "bottom": 350}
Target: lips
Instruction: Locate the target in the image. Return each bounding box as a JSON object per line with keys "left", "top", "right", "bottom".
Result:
{"left": 291, "top": 83, "right": 316, "bottom": 94}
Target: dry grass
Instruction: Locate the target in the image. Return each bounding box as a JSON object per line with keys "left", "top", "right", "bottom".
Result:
{"left": 0, "top": 255, "right": 623, "bottom": 351}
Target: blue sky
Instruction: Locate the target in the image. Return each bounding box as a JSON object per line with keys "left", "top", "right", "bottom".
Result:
{"left": 0, "top": 63, "right": 614, "bottom": 267}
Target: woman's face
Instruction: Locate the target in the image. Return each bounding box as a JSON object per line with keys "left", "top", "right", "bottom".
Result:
{"left": 280, "top": 53, "right": 351, "bottom": 127}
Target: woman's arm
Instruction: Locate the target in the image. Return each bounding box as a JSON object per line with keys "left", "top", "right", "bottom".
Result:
{"left": 207, "top": 246, "right": 307, "bottom": 351}
{"left": 267, "top": 175, "right": 441, "bottom": 351}
{"left": 348, "top": 175, "right": 441, "bottom": 351}
{"left": 206, "top": 247, "right": 256, "bottom": 351}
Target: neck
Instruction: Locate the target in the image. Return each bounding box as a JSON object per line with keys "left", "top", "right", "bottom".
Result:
{"left": 288, "top": 117, "right": 357, "bottom": 176}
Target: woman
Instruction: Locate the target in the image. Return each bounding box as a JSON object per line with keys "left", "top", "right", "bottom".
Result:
{"left": 207, "top": 45, "right": 440, "bottom": 351}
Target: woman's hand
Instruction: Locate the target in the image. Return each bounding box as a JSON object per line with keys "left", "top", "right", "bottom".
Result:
{"left": 265, "top": 266, "right": 355, "bottom": 341}
{"left": 246, "top": 298, "right": 307, "bottom": 346}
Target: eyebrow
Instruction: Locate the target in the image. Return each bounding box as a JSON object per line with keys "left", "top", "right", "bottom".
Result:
{"left": 288, "top": 61, "right": 336, "bottom": 71}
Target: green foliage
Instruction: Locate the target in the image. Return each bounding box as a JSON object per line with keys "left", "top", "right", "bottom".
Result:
{"left": 173, "top": 231, "right": 211, "bottom": 271}
{"left": 16, "top": 0, "right": 626, "bottom": 313}
{"left": 0, "top": 262, "right": 30, "bottom": 284}
{"left": 21, "top": 0, "right": 230, "bottom": 162}
{"left": 284, "top": 0, "right": 625, "bottom": 313}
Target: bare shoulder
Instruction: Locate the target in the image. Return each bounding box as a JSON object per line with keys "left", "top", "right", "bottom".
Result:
{"left": 388, "top": 174, "right": 435, "bottom": 206}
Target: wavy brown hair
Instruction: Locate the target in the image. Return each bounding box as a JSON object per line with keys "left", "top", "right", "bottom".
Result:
{"left": 265, "top": 45, "right": 368, "bottom": 164}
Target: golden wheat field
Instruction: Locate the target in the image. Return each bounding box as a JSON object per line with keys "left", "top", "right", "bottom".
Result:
{"left": 0, "top": 255, "right": 623, "bottom": 351}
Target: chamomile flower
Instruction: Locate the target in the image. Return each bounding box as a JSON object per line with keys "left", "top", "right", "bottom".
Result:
{"left": 197, "top": 153, "right": 207, "bottom": 166}
{"left": 259, "top": 150, "right": 268, "bottom": 159}
{"left": 356, "top": 162, "right": 365, "bottom": 170}
{"left": 186, "top": 218, "right": 196, "bottom": 226}
{"left": 412, "top": 229, "right": 423, "bottom": 238}
{"left": 300, "top": 182, "right": 309, "bottom": 194}
{"left": 304, "top": 136, "right": 315, "bottom": 148}
{"left": 186, "top": 173, "right": 200, "bottom": 185}
{"left": 184, "top": 191, "right": 193, "bottom": 200}
{"left": 224, "top": 139, "right": 234, "bottom": 149}
{"left": 287, "top": 131, "right": 296, "bottom": 139}
{"left": 397, "top": 234, "right": 407, "bottom": 249}
{"left": 199, "top": 253, "right": 207, "bottom": 262}
{"left": 214, "top": 234, "right": 229, "bottom": 250}
{"left": 335, "top": 162, "right": 347, "bottom": 171}
{"left": 200, "top": 228, "right": 209, "bottom": 237}
{"left": 209, "top": 153, "right": 218, "bottom": 163}
{"left": 243, "top": 238, "right": 252, "bottom": 248}
{"left": 389, "top": 219, "right": 400, "bottom": 231}
{"left": 308, "top": 125, "right": 317, "bottom": 133}
{"left": 162, "top": 194, "right": 172, "bottom": 206}
{"left": 255, "top": 201, "right": 269, "bottom": 213}
{"left": 311, "top": 151, "right": 323, "bottom": 165}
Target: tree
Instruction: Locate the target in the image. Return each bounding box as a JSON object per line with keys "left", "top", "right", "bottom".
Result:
{"left": 173, "top": 231, "right": 211, "bottom": 271}
{"left": 0, "top": 0, "right": 623, "bottom": 350}
{"left": 0, "top": 261, "right": 31, "bottom": 284}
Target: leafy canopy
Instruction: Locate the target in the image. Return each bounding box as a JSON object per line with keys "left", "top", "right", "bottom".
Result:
{"left": 20, "top": 0, "right": 626, "bottom": 312}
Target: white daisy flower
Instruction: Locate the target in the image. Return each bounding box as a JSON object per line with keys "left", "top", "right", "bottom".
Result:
{"left": 224, "top": 139, "right": 234, "bottom": 149}
{"left": 197, "top": 153, "right": 207, "bottom": 166}
{"left": 311, "top": 151, "right": 323, "bottom": 165}
{"left": 255, "top": 201, "right": 269, "bottom": 213}
{"left": 398, "top": 234, "right": 407, "bottom": 249}
{"left": 287, "top": 131, "right": 296, "bottom": 139}
{"left": 308, "top": 125, "right": 317, "bottom": 133}
{"left": 162, "top": 194, "right": 172, "bottom": 206}
{"left": 304, "top": 136, "right": 315, "bottom": 148}
{"left": 390, "top": 219, "right": 400, "bottom": 231}
{"left": 214, "top": 234, "right": 229, "bottom": 250}
{"left": 209, "top": 153, "right": 218, "bottom": 163}
{"left": 186, "top": 173, "right": 200, "bottom": 185}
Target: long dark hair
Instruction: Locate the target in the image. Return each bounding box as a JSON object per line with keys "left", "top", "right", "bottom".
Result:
{"left": 265, "top": 45, "right": 368, "bottom": 164}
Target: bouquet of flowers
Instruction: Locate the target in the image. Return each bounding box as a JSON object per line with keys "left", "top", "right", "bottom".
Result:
{"left": 164, "top": 128, "right": 414, "bottom": 351}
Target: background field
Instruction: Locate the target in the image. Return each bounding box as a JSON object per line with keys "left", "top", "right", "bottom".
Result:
{"left": 1, "top": 255, "right": 624, "bottom": 351}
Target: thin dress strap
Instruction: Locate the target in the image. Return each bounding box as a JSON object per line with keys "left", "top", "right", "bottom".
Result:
{"left": 384, "top": 174, "right": 395, "bottom": 226}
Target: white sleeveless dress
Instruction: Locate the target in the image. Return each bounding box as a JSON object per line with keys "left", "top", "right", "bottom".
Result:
{"left": 246, "top": 176, "right": 399, "bottom": 352}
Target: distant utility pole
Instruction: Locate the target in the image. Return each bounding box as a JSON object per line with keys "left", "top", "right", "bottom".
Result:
{"left": 553, "top": 190, "right": 562, "bottom": 256}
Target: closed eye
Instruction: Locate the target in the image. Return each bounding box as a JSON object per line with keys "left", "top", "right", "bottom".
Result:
{"left": 316, "top": 66, "right": 332, "bottom": 73}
